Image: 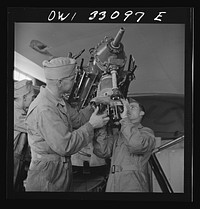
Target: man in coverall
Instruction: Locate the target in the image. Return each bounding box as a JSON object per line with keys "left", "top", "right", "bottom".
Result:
{"left": 93, "top": 98, "right": 156, "bottom": 192}
{"left": 25, "top": 56, "right": 110, "bottom": 191}
{"left": 14, "top": 79, "right": 36, "bottom": 191}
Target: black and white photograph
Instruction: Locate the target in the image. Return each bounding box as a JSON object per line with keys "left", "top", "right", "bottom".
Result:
{"left": 7, "top": 7, "right": 193, "bottom": 201}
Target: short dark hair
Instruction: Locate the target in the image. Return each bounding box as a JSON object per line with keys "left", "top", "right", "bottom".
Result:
{"left": 138, "top": 103, "right": 145, "bottom": 113}
{"left": 128, "top": 97, "right": 145, "bottom": 113}
{"left": 128, "top": 98, "right": 146, "bottom": 122}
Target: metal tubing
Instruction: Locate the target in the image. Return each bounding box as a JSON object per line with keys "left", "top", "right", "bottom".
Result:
{"left": 112, "top": 28, "right": 125, "bottom": 48}
{"left": 152, "top": 136, "right": 184, "bottom": 154}
{"left": 111, "top": 70, "right": 118, "bottom": 89}
{"left": 149, "top": 154, "right": 174, "bottom": 193}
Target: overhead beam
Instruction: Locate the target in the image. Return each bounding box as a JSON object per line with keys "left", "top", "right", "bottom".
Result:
{"left": 14, "top": 51, "right": 46, "bottom": 83}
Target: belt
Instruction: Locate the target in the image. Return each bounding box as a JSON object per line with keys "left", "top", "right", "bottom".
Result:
{"left": 32, "top": 152, "right": 70, "bottom": 163}
{"left": 110, "top": 164, "right": 139, "bottom": 174}
{"left": 73, "top": 164, "right": 108, "bottom": 175}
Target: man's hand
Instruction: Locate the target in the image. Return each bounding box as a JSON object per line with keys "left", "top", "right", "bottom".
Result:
{"left": 120, "top": 99, "right": 130, "bottom": 119}
{"left": 89, "top": 106, "right": 110, "bottom": 129}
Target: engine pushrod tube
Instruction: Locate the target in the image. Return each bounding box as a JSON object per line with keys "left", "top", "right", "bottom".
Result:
{"left": 152, "top": 136, "right": 184, "bottom": 154}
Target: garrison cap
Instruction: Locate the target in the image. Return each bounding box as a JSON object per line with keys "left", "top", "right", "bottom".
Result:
{"left": 14, "top": 79, "right": 34, "bottom": 98}
{"left": 42, "top": 57, "right": 77, "bottom": 80}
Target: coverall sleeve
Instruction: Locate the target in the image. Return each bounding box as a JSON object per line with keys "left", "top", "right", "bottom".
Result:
{"left": 93, "top": 128, "right": 114, "bottom": 159}
{"left": 14, "top": 109, "right": 27, "bottom": 133}
{"left": 37, "top": 107, "right": 94, "bottom": 156}
{"left": 66, "top": 103, "right": 93, "bottom": 129}
{"left": 120, "top": 118, "right": 156, "bottom": 154}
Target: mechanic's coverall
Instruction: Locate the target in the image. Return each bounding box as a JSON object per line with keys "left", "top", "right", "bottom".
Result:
{"left": 93, "top": 117, "right": 156, "bottom": 192}
{"left": 25, "top": 86, "right": 94, "bottom": 191}
{"left": 14, "top": 101, "right": 31, "bottom": 191}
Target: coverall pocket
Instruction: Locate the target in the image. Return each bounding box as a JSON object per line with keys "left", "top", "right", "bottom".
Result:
{"left": 46, "top": 161, "right": 71, "bottom": 191}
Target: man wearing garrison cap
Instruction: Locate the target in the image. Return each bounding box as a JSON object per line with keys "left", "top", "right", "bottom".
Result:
{"left": 25, "top": 56, "right": 110, "bottom": 191}
{"left": 14, "top": 79, "right": 36, "bottom": 191}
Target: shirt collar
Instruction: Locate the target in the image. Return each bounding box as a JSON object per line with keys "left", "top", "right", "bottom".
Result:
{"left": 138, "top": 123, "right": 143, "bottom": 129}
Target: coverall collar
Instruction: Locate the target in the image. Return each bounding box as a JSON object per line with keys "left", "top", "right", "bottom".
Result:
{"left": 14, "top": 100, "right": 26, "bottom": 115}
{"left": 42, "top": 86, "right": 66, "bottom": 107}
